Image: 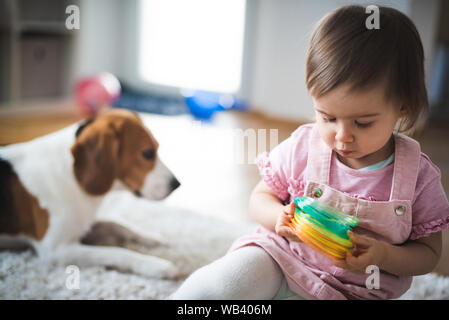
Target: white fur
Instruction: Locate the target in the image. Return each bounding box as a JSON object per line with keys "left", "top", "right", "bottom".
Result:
{"left": 141, "top": 157, "right": 176, "bottom": 200}
{"left": 0, "top": 122, "right": 179, "bottom": 279}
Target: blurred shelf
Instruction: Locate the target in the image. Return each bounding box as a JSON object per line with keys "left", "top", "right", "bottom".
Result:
{"left": 0, "top": 0, "right": 79, "bottom": 104}
{"left": 20, "top": 20, "right": 72, "bottom": 36}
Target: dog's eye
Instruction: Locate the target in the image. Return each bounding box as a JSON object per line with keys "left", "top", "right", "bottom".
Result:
{"left": 142, "top": 149, "right": 155, "bottom": 160}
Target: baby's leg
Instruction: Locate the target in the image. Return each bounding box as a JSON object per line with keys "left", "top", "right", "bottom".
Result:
{"left": 170, "top": 246, "right": 284, "bottom": 300}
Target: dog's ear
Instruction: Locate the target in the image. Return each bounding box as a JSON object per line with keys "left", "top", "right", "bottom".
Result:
{"left": 71, "top": 126, "right": 119, "bottom": 196}
{"left": 75, "top": 117, "right": 96, "bottom": 138}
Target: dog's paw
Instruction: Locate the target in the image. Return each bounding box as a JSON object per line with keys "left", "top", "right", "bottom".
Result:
{"left": 162, "top": 263, "right": 181, "bottom": 280}
{"left": 131, "top": 256, "right": 181, "bottom": 280}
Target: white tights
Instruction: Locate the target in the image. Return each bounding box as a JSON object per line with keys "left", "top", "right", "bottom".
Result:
{"left": 170, "top": 246, "right": 300, "bottom": 300}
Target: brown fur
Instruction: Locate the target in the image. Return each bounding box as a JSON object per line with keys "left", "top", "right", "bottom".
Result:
{"left": 0, "top": 159, "right": 49, "bottom": 240}
{"left": 71, "top": 109, "right": 159, "bottom": 196}
{"left": 0, "top": 109, "right": 156, "bottom": 241}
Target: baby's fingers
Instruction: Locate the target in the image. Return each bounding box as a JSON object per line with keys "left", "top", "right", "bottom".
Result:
{"left": 348, "top": 231, "right": 372, "bottom": 249}
{"left": 333, "top": 254, "right": 366, "bottom": 274}
{"left": 284, "top": 202, "right": 296, "bottom": 216}
{"left": 345, "top": 252, "right": 373, "bottom": 274}
{"left": 276, "top": 225, "right": 302, "bottom": 242}
{"left": 275, "top": 224, "right": 291, "bottom": 236}
{"left": 283, "top": 231, "right": 302, "bottom": 243}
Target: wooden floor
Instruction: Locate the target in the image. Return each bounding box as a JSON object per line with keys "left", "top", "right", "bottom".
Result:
{"left": 0, "top": 99, "right": 448, "bottom": 276}
{"left": 0, "top": 99, "right": 85, "bottom": 145}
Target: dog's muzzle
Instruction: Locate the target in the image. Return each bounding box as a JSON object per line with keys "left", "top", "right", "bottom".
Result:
{"left": 134, "top": 178, "right": 180, "bottom": 198}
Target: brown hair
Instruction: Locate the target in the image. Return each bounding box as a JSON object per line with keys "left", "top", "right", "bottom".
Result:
{"left": 305, "top": 5, "right": 428, "bottom": 135}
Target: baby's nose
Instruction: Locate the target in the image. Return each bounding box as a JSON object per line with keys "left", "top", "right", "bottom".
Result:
{"left": 335, "top": 126, "right": 354, "bottom": 143}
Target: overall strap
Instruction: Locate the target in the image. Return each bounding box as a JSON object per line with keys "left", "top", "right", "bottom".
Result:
{"left": 306, "top": 124, "right": 332, "bottom": 184}
{"left": 389, "top": 133, "right": 421, "bottom": 201}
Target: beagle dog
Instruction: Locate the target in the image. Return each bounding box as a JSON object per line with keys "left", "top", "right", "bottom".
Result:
{"left": 0, "top": 109, "right": 180, "bottom": 279}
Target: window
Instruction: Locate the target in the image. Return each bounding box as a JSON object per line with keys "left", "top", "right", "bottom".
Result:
{"left": 138, "top": 0, "right": 246, "bottom": 94}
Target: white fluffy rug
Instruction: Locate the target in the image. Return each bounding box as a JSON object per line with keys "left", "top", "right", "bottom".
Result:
{"left": 0, "top": 191, "right": 253, "bottom": 300}
{"left": 1, "top": 191, "right": 448, "bottom": 300}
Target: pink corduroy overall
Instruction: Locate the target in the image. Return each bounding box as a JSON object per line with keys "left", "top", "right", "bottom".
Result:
{"left": 230, "top": 124, "right": 422, "bottom": 300}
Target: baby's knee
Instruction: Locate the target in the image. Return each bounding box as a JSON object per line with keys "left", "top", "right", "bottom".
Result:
{"left": 170, "top": 264, "right": 228, "bottom": 300}
{"left": 170, "top": 246, "right": 283, "bottom": 300}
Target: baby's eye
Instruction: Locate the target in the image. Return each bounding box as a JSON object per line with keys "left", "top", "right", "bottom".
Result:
{"left": 323, "top": 116, "right": 336, "bottom": 123}
{"left": 355, "top": 121, "right": 373, "bottom": 128}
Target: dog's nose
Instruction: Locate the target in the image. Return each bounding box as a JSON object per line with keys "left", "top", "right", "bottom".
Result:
{"left": 134, "top": 190, "right": 142, "bottom": 197}
{"left": 170, "top": 177, "right": 181, "bottom": 191}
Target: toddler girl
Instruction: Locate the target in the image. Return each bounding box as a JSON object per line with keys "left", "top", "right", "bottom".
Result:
{"left": 171, "top": 5, "right": 449, "bottom": 300}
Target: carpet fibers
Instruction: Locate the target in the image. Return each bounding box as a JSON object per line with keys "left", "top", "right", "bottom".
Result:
{"left": 1, "top": 191, "right": 447, "bottom": 300}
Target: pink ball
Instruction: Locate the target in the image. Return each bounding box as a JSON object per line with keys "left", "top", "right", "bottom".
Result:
{"left": 75, "top": 72, "right": 121, "bottom": 116}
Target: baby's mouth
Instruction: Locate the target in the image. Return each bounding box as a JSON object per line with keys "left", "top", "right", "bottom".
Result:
{"left": 336, "top": 149, "right": 354, "bottom": 157}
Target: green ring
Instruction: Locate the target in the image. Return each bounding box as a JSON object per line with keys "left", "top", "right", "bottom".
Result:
{"left": 294, "top": 196, "right": 359, "bottom": 240}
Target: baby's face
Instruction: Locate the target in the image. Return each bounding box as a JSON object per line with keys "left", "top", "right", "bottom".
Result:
{"left": 312, "top": 83, "right": 404, "bottom": 169}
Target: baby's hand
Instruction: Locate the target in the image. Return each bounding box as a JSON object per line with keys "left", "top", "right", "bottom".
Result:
{"left": 333, "top": 231, "right": 387, "bottom": 274}
{"left": 275, "top": 202, "right": 302, "bottom": 242}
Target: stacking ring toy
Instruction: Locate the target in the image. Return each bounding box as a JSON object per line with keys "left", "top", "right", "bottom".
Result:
{"left": 289, "top": 196, "right": 359, "bottom": 260}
